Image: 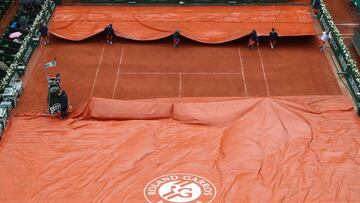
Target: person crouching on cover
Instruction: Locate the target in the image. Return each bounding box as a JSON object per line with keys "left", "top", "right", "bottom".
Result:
{"left": 248, "top": 30, "right": 259, "bottom": 49}
{"left": 57, "top": 89, "right": 68, "bottom": 119}
{"left": 173, "top": 30, "right": 180, "bottom": 48}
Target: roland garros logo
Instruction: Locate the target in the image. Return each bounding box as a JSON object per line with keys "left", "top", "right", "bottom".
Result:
{"left": 144, "top": 173, "right": 216, "bottom": 203}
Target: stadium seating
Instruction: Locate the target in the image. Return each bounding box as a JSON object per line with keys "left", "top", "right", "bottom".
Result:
{"left": 0, "top": 3, "right": 39, "bottom": 75}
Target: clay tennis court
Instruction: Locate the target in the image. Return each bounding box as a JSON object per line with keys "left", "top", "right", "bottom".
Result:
{"left": 13, "top": 9, "right": 340, "bottom": 114}
{"left": 2, "top": 3, "right": 360, "bottom": 203}
{"left": 11, "top": 5, "right": 340, "bottom": 114}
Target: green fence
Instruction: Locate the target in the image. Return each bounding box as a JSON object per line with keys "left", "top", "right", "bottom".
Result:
{"left": 352, "top": 0, "right": 360, "bottom": 14}
{"left": 54, "top": 0, "right": 62, "bottom": 4}
{"left": 352, "top": 27, "right": 360, "bottom": 57}
{"left": 80, "top": 0, "right": 288, "bottom": 4}
{"left": 316, "top": 0, "right": 360, "bottom": 116}
{"left": 0, "top": 0, "right": 57, "bottom": 92}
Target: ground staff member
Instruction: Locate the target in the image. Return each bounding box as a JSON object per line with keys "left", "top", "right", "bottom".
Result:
{"left": 269, "top": 28, "right": 278, "bottom": 49}
{"left": 319, "top": 31, "right": 331, "bottom": 52}
{"left": 104, "top": 24, "right": 114, "bottom": 45}
{"left": 173, "top": 30, "right": 180, "bottom": 48}
{"left": 39, "top": 23, "right": 50, "bottom": 45}
{"left": 312, "top": 0, "right": 320, "bottom": 18}
{"left": 248, "top": 30, "right": 259, "bottom": 48}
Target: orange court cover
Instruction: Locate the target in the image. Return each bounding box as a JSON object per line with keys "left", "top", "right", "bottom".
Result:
{"left": 1, "top": 96, "right": 360, "bottom": 202}
{"left": 49, "top": 5, "right": 316, "bottom": 43}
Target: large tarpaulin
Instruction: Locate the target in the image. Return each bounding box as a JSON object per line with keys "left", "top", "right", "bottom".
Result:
{"left": 1, "top": 96, "right": 360, "bottom": 202}
{"left": 49, "top": 6, "right": 316, "bottom": 43}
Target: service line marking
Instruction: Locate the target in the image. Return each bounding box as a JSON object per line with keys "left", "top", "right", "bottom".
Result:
{"left": 257, "top": 48, "right": 270, "bottom": 96}
{"left": 112, "top": 47, "right": 125, "bottom": 99}
{"left": 90, "top": 44, "right": 105, "bottom": 97}
{"left": 238, "top": 48, "right": 248, "bottom": 96}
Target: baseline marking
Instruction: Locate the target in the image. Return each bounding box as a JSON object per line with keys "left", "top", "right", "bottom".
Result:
{"left": 112, "top": 47, "right": 125, "bottom": 98}
{"left": 257, "top": 48, "right": 270, "bottom": 96}
{"left": 179, "top": 73, "right": 182, "bottom": 97}
{"left": 118, "top": 72, "right": 243, "bottom": 75}
{"left": 90, "top": 44, "right": 105, "bottom": 97}
{"left": 238, "top": 48, "right": 248, "bottom": 96}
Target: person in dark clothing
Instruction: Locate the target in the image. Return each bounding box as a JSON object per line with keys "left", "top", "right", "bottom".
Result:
{"left": 269, "top": 28, "right": 278, "bottom": 49}
{"left": 0, "top": 69, "right": 6, "bottom": 80}
{"left": 173, "top": 30, "right": 180, "bottom": 48}
{"left": 34, "top": 0, "right": 44, "bottom": 9}
{"left": 313, "top": 0, "right": 320, "bottom": 18}
{"left": 248, "top": 30, "right": 259, "bottom": 49}
{"left": 23, "top": 3, "right": 33, "bottom": 14}
{"left": 0, "top": 61, "right": 8, "bottom": 79}
{"left": 104, "top": 24, "right": 114, "bottom": 45}
{"left": 57, "top": 89, "right": 68, "bottom": 119}
{"left": 17, "top": 16, "right": 29, "bottom": 32}
{"left": 39, "top": 23, "right": 49, "bottom": 45}
{"left": 55, "top": 73, "right": 61, "bottom": 87}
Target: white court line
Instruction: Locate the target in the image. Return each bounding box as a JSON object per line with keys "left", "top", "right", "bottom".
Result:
{"left": 336, "top": 23, "right": 359, "bottom": 26}
{"left": 112, "top": 47, "right": 125, "bottom": 99}
{"left": 238, "top": 48, "right": 248, "bottom": 96}
{"left": 118, "top": 72, "right": 243, "bottom": 75}
{"left": 340, "top": 33, "right": 354, "bottom": 36}
{"left": 179, "top": 73, "right": 182, "bottom": 97}
{"left": 90, "top": 44, "right": 105, "bottom": 97}
{"left": 257, "top": 48, "right": 270, "bottom": 96}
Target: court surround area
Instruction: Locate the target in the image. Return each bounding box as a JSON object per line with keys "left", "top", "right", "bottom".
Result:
{"left": 0, "top": 3, "right": 360, "bottom": 203}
